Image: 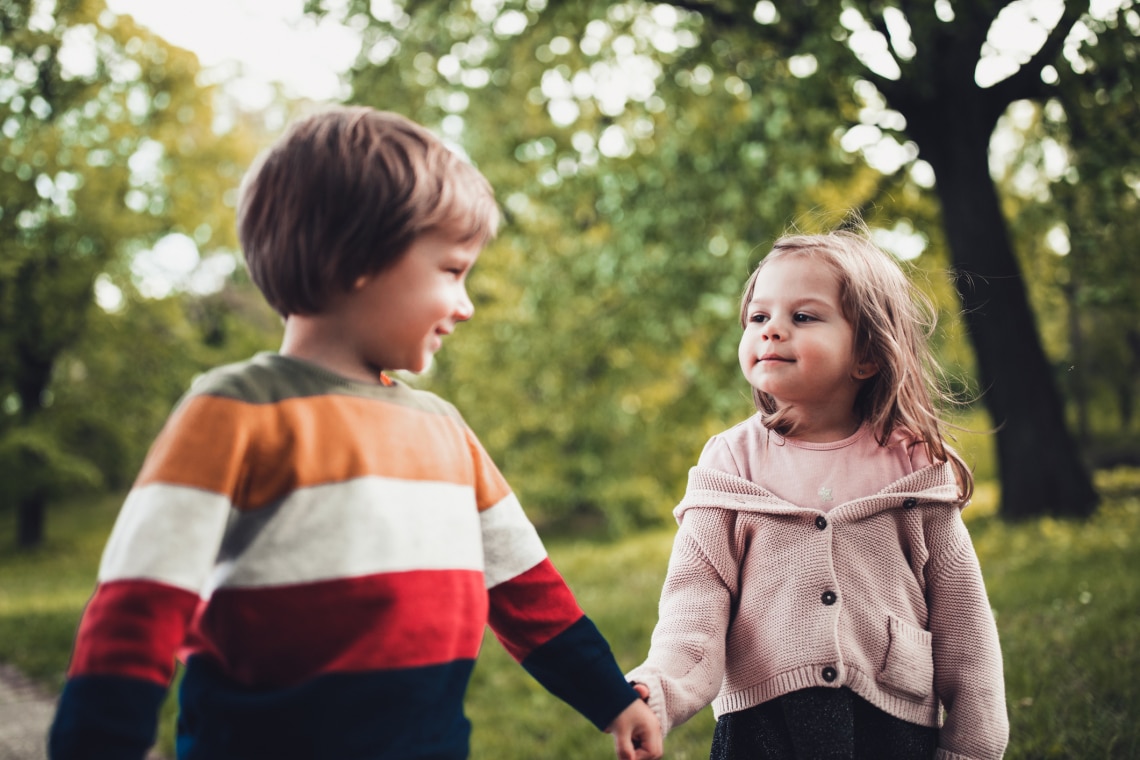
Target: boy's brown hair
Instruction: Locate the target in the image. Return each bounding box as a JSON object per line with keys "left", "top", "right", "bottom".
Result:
{"left": 238, "top": 106, "right": 500, "bottom": 317}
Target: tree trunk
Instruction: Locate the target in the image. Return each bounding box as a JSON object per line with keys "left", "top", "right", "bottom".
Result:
{"left": 17, "top": 493, "right": 45, "bottom": 549}
{"left": 907, "top": 105, "right": 1098, "bottom": 519}
{"left": 1124, "top": 329, "right": 1140, "bottom": 432}
{"left": 1063, "top": 279, "right": 1091, "bottom": 445}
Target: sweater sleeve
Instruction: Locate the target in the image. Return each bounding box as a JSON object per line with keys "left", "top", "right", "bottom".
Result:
{"left": 469, "top": 430, "right": 637, "bottom": 731}
{"left": 625, "top": 507, "right": 739, "bottom": 735}
{"left": 927, "top": 513, "right": 1009, "bottom": 760}
{"left": 50, "top": 395, "right": 238, "bottom": 760}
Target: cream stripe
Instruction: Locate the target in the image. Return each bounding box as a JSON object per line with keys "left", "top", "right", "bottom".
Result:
{"left": 480, "top": 493, "right": 547, "bottom": 589}
{"left": 206, "top": 476, "right": 483, "bottom": 591}
{"left": 98, "top": 483, "right": 231, "bottom": 591}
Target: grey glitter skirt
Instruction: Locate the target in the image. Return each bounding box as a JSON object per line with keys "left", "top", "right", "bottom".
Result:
{"left": 709, "top": 687, "right": 938, "bottom": 760}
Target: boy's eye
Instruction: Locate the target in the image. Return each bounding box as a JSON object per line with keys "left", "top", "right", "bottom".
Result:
{"left": 793, "top": 312, "right": 816, "bottom": 323}
{"left": 749, "top": 313, "right": 768, "bottom": 323}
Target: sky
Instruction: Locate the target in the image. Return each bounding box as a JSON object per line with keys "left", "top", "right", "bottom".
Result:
{"left": 105, "top": 0, "right": 360, "bottom": 105}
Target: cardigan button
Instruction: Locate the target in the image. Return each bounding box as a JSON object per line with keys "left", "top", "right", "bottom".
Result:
{"left": 822, "top": 666, "right": 837, "bottom": 682}
{"left": 821, "top": 591, "right": 837, "bottom": 605}
{"left": 902, "top": 497, "right": 918, "bottom": 509}
{"left": 814, "top": 515, "right": 828, "bottom": 530}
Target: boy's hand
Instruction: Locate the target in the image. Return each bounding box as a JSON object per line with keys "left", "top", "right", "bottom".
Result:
{"left": 605, "top": 692, "right": 662, "bottom": 760}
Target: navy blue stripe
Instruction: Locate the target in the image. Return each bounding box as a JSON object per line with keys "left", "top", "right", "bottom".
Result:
{"left": 177, "top": 657, "right": 475, "bottom": 759}
{"left": 50, "top": 675, "right": 166, "bottom": 760}
{"left": 520, "top": 616, "right": 639, "bottom": 730}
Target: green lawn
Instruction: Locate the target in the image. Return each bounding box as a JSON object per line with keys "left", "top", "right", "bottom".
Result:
{"left": 2, "top": 469, "right": 1138, "bottom": 758}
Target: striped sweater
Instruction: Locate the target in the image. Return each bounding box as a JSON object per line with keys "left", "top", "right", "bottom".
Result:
{"left": 50, "top": 353, "right": 638, "bottom": 759}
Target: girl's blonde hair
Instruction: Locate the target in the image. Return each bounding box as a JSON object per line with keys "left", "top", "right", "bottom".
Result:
{"left": 738, "top": 223, "right": 974, "bottom": 501}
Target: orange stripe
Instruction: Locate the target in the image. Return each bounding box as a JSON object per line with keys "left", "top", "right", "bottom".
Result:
{"left": 136, "top": 393, "right": 511, "bottom": 510}
{"left": 467, "top": 432, "right": 512, "bottom": 511}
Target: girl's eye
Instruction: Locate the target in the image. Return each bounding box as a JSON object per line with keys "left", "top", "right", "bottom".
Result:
{"left": 793, "top": 312, "right": 816, "bottom": 323}
{"left": 749, "top": 313, "right": 768, "bottom": 323}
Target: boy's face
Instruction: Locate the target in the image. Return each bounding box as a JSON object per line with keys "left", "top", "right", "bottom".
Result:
{"left": 344, "top": 231, "right": 481, "bottom": 375}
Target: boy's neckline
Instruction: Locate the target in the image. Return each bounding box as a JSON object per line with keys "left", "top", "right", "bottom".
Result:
{"left": 264, "top": 351, "right": 398, "bottom": 388}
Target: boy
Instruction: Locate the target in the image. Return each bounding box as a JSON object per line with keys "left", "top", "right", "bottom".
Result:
{"left": 49, "top": 106, "right": 662, "bottom": 760}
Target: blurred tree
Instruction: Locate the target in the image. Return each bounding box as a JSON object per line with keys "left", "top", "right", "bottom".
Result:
{"left": 44, "top": 275, "right": 283, "bottom": 494}
{"left": 975, "top": 7, "right": 1140, "bottom": 474}
{"left": 315, "top": 0, "right": 957, "bottom": 532}
{"left": 0, "top": 0, "right": 255, "bottom": 546}
{"left": 322, "top": 0, "right": 1139, "bottom": 521}
{"left": 656, "top": 0, "right": 1126, "bottom": 524}
{"left": 1055, "top": 12, "right": 1140, "bottom": 457}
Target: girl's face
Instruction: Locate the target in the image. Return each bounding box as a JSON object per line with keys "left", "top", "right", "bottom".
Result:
{"left": 739, "top": 255, "right": 876, "bottom": 437}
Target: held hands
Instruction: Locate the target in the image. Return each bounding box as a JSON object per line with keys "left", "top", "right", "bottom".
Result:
{"left": 605, "top": 684, "right": 662, "bottom": 760}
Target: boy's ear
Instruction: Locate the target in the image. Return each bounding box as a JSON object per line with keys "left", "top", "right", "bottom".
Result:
{"left": 352, "top": 275, "right": 369, "bottom": 290}
{"left": 853, "top": 360, "right": 878, "bottom": 380}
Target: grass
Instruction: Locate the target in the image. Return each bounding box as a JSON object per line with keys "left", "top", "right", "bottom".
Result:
{"left": 2, "top": 469, "right": 1138, "bottom": 758}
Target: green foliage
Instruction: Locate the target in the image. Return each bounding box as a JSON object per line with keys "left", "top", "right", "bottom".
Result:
{"left": 327, "top": 0, "right": 961, "bottom": 533}
{"left": 43, "top": 281, "right": 282, "bottom": 490}
{"left": 0, "top": 426, "right": 103, "bottom": 506}
{"left": 3, "top": 0, "right": 1134, "bottom": 543}
{"left": 997, "top": 6, "right": 1140, "bottom": 445}
{"left": 0, "top": 0, "right": 263, "bottom": 541}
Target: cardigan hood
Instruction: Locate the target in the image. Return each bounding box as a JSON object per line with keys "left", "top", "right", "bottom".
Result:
{"left": 675, "top": 461, "right": 965, "bottom": 522}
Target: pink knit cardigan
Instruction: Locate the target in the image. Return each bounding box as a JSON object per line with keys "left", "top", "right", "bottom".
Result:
{"left": 626, "top": 463, "right": 1009, "bottom": 760}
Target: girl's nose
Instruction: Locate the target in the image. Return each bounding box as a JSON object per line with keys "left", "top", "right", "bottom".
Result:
{"left": 761, "top": 319, "right": 782, "bottom": 341}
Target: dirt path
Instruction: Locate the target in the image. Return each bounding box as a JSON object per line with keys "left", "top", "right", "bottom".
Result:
{"left": 0, "top": 665, "right": 166, "bottom": 760}
{"left": 0, "top": 664, "right": 53, "bottom": 760}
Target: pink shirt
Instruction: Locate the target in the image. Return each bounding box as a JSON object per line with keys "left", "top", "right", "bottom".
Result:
{"left": 699, "top": 419, "right": 933, "bottom": 512}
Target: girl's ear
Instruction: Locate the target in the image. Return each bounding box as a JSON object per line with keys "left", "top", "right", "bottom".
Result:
{"left": 853, "top": 360, "right": 879, "bottom": 380}
{"left": 352, "top": 275, "right": 369, "bottom": 290}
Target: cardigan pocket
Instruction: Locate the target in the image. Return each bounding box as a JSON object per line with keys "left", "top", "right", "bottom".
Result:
{"left": 876, "top": 616, "right": 934, "bottom": 700}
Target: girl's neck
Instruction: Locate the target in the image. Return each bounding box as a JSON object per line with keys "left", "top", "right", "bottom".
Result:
{"left": 780, "top": 408, "right": 863, "bottom": 443}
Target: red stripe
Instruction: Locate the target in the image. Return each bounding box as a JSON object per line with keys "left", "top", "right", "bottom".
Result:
{"left": 487, "top": 559, "right": 584, "bottom": 661}
{"left": 182, "top": 570, "right": 488, "bottom": 688}
{"left": 69, "top": 580, "right": 200, "bottom": 684}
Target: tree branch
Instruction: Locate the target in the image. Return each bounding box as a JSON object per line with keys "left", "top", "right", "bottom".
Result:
{"left": 664, "top": 0, "right": 750, "bottom": 31}
{"left": 991, "top": 0, "right": 1090, "bottom": 103}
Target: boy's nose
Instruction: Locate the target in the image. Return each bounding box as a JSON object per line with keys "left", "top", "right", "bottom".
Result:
{"left": 455, "top": 290, "right": 475, "bottom": 322}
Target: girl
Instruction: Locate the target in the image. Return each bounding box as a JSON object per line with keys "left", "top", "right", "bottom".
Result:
{"left": 627, "top": 226, "right": 1008, "bottom": 759}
